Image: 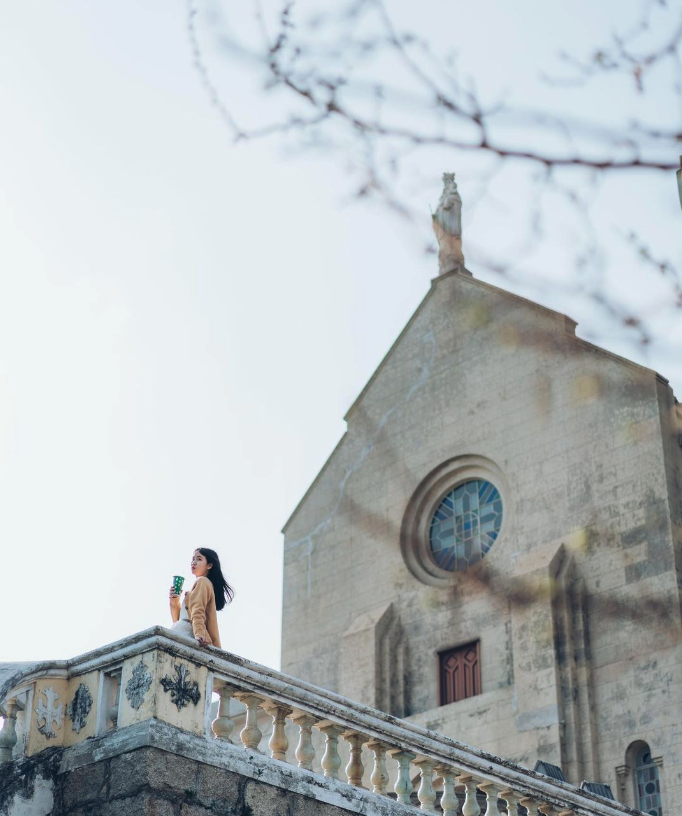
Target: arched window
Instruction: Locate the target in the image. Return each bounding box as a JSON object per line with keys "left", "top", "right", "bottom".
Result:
{"left": 633, "top": 744, "right": 662, "bottom": 816}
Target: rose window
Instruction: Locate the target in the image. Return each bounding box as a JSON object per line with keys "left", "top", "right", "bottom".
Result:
{"left": 429, "top": 479, "right": 502, "bottom": 571}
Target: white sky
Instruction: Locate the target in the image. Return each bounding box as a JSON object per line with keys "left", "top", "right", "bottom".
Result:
{"left": 0, "top": 0, "right": 679, "bottom": 671}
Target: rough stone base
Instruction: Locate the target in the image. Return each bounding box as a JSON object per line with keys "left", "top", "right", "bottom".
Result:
{"left": 1, "top": 720, "right": 415, "bottom": 816}
{"left": 1, "top": 745, "right": 366, "bottom": 815}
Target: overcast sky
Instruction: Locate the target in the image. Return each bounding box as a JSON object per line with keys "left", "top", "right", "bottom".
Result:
{"left": 0, "top": 0, "right": 679, "bottom": 671}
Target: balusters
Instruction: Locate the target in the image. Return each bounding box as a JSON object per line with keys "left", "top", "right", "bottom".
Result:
{"left": 212, "top": 685, "right": 235, "bottom": 743}
{"left": 343, "top": 731, "right": 369, "bottom": 787}
{"left": 479, "top": 782, "right": 500, "bottom": 816}
{"left": 0, "top": 699, "right": 19, "bottom": 762}
{"left": 367, "top": 740, "right": 390, "bottom": 795}
{"left": 317, "top": 721, "right": 344, "bottom": 780}
{"left": 291, "top": 712, "right": 317, "bottom": 771}
{"left": 235, "top": 693, "right": 263, "bottom": 752}
{"left": 107, "top": 671, "right": 122, "bottom": 729}
{"left": 415, "top": 758, "right": 437, "bottom": 812}
{"left": 437, "top": 765, "right": 459, "bottom": 816}
{"left": 96, "top": 669, "right": 122, "bottom": 735}
{"left": 520, "top": 797, "right": 541, "bottom": 816}
{"left": 264, "top": 702, "right": 292, "bottom": 761}
{"left": 538, "top": 804, "right": 559, "bottom": 816}
{"left": 500, "top": 788, "right": 522, "bottom": 816}
{"left": 458, "top": 774, "right": 481, "bottom": 816}
{"left": 391, "top": 749, "right": 416, "bottom": 805}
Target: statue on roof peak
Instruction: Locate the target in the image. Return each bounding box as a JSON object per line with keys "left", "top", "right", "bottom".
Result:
{"left": 432, "top": 172, "right": 465, "bottom": 275}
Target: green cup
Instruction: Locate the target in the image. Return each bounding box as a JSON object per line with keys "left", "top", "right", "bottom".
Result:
{"left": 173, "top": 575, "right": 185, "bottom": 595}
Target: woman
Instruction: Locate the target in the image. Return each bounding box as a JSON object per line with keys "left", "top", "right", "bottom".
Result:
{"left": 169, "top": 548, "right": 234, "bottom": 648}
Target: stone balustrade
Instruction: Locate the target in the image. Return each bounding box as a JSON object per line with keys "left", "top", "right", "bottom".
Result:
{"left": 0, "top": 628, "right": 641, "bottom": 816}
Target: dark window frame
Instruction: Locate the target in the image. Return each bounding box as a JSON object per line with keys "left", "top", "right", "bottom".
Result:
{"left": 438, "top": 640, "right": 481, "bottom": 705}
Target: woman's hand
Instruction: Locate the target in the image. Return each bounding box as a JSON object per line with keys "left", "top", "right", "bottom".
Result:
{"left": 169, "top": 586, "right": 181, "bottom": 622}
{"left": 196, "top": 635, "right": 209, "bottom": 647}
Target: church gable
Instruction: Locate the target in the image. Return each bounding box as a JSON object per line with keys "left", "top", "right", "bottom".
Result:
{"left": 281, "top": 174, "right": 681, "bottom": 799}
{"left": 283, "top": 266, "right": 660, "bottom": 546}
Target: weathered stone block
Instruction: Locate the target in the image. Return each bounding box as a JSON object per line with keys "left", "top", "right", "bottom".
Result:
{"left": 95, "top": 792, "right": 176, "bottom": 816}
{"left": 195, "top": 763, "right": 241, "bottom": 807}
{"left": 143, "top": 795, "right": 179, "bottom": 816}
{"left": 109, "top": 747, "right": 197, "bottom": 799}
{"left": 108, "top": 750, "right": 148, "bottom": 798}
{"left": 145, "top": 748, "right": 199, "bottom": 796}
{"left": 179, "top": 803, "right": 214, "bottom": 816}
{"left": 244, "top": 778, "right": 293, "bottom": 815}
{"left": 61, "top": 759, "right": 108, "bottom": 808}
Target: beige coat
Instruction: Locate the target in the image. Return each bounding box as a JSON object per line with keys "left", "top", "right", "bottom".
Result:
{"left": 185, "top": 576, "right": 221, "bottom": 648}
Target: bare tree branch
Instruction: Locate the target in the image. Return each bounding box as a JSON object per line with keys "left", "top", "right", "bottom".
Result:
{"left": 185, "top": 0, "right": 681, "bottom": 353}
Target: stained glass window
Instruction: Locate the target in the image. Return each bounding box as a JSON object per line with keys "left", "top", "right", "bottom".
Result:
{"left": 635, "top": 747, "right": 662, "bottom": 816}
{"left": 429, "top": 479, "right": 502, "bottom": 571}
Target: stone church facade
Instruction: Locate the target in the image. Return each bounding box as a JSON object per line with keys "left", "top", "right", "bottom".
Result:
{"left": 281, "top": 176, "right": 682, "bottom": 814}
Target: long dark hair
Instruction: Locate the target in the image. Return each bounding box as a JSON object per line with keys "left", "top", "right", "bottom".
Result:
{"left": 197, "top": 547, "right": 234, "bottom": 611}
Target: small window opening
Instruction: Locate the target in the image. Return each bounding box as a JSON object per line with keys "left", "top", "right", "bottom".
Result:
{"left": 439, "top": 641, "right": 481, "bottom": 705}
